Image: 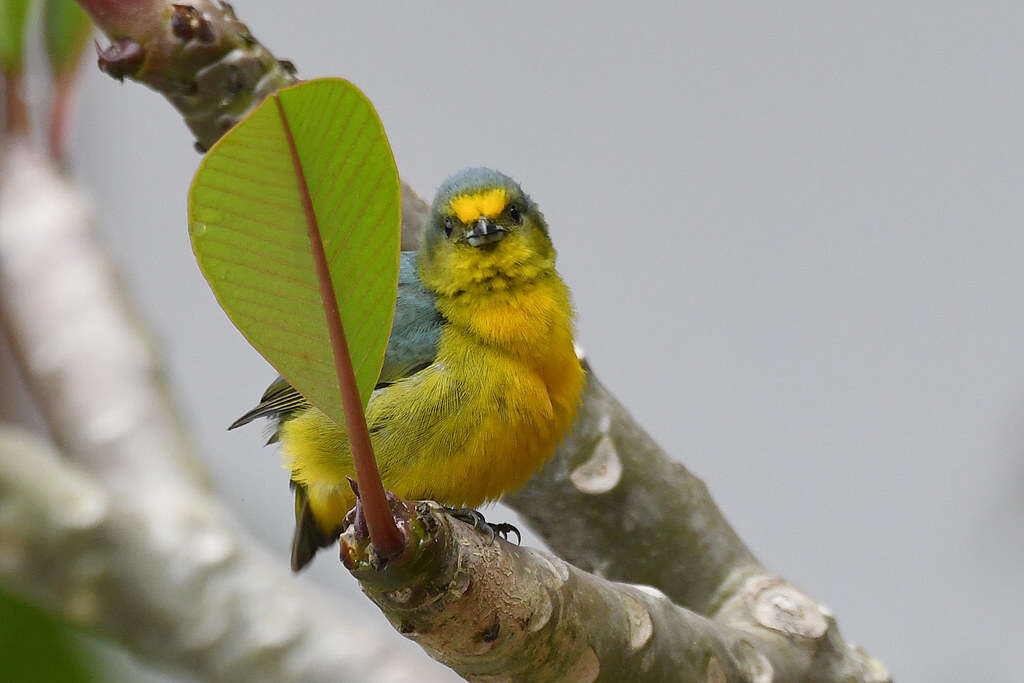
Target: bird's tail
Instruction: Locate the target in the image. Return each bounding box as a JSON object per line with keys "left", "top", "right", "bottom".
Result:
{"left": 290, "top": 483, "right": 338, "bottom": 571}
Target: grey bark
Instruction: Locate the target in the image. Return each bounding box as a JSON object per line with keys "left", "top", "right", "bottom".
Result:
{"left": 346, "top": 502, "right": 889, "bottom": 683}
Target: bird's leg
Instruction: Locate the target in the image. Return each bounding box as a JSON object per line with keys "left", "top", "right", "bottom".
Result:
{"left": 343, "top": 477, "right": 416, "bottom": 570}
{"left": 443, "top": 507, "right": 521, "bottom": 545}
{"left": 344, "top": 477, "right": 408, "bottom": 540}
{"left": 344, "top": 477, "right": 369, "bottom": 541}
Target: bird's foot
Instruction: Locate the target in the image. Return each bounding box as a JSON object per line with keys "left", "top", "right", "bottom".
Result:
{"left": 344, "top": 477, "right": 408, "bottom": 544}
{"left": 443, "top": 507, "right": 521, "bottom": 545}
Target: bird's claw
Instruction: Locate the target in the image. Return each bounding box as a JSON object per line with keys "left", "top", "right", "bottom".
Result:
{"left": 487, "top": 522, "right": 521, "bottom": 545}
{"left": 444, "top": 507, "right": 521, "bottom": 545}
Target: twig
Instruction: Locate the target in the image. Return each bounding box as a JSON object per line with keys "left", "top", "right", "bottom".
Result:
{"left": 3, "top": 70, "right": 29, "bottom": 135}
{"left": 48, "top": 73, "right": 76, "bottom": 163}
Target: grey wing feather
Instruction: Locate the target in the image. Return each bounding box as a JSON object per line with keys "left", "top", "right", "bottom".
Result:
{"left": 228, "top": 375, "right": 310, "bottom": 430}
{"left": 228, "top": 251, "right": 442, "bottom": 430}
{"left": 378, "top": 251, "right": 442, "bottom": 384}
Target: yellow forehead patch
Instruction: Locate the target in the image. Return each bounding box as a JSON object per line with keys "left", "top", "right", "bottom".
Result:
{"left": 449, "top": 188, "right": 508, "bottom": 224}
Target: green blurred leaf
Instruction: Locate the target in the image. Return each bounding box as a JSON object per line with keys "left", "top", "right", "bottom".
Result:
{"left": 189, "top": 78, "right": 401, "bottom": 425}
{"left": 44, "top": 0, "right": 92, "bottom": 79}
{"left": 0, "top": 0, "right": 32, "bottom": 74}
{"left": 0, "top": 588, "right": 97, "bottom": 683}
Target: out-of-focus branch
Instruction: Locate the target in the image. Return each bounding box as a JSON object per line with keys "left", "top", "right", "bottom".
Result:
{"left": 1, "top": 0, "right": 32, "bottom": 135}
{"left": 3, "top": 71, "right": 29, "bottom": 134}
{"left": 0, "top": 316, "right": 43, "bottom": 429}
{"left": 44, "top": 0, "right": 95, "bottom": 162}
{"left": 0, "top": 142, "right": 455, "bottom": 682}
{"left": 0, "top": 141, "right": 205, "bottom": 498}
{"left": 344, "top": 502, "right": 889, "bottom": 682}
{"left": 0, "top": 426, "right": 454, "bottom": 683}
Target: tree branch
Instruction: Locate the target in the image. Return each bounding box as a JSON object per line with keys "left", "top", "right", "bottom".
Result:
{"left": 344, "top": 501, "right": 889, "bottom": 682}
{"left": 0, "top": 141, "right": 206, "bottom": 498}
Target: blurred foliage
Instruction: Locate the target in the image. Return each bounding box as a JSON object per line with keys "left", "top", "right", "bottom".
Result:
{"left": 0, "top": 587, "right": 98, "bottom": 682}
{"left": 44, "top": 0, "right": 92, "bottom": 79}
{"left": 1, "top": 0, "right": 33, "bottom": 74}
{"left": 189, "top": 78, "right": 401, "bottom": 424}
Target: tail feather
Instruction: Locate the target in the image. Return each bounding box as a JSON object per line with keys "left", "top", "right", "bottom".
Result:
{"left": 290, "top": 485, "right": 337, "bottom": 571}
{"left": 231, "top": 377, "right": 335, "bottom": 570}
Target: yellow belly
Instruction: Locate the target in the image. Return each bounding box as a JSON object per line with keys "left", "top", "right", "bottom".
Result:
{"left": 280, "top": 323, "right": 584, "bottom": 532}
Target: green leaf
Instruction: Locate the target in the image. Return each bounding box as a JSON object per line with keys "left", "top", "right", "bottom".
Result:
{"left": 0, "top": 588, "right": 97, "bottom": 683}
{"left": 44, "top": 0, "right": 92, "bottom": 79}
{"left": 0, "top": 0, "right": 32, "bottom": 74}
{"left": 188, "top": 78, "right": 401, "bottom": 425}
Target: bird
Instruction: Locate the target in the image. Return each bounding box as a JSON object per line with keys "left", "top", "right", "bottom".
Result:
{"left": 229, "top": 167, "right": 585, "bottom": 570}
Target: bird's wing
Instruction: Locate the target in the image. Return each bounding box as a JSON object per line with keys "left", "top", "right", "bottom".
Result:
{"left": 376, "top": 250, "right": 443, "bottom": 385}
{"left": 227, "top": 374, "right": 310, "bottom": 436}
{"left": 228, "top": 251, "right": 441, "bottom": 432}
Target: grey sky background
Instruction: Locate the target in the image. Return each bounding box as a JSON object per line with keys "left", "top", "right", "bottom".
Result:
{"left": 65, "top": 2, "right": 1024, "bottom": 681}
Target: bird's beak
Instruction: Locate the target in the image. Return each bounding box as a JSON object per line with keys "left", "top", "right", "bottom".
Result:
{"left": 465, "top": 218, "right": 507, "bottom": 247}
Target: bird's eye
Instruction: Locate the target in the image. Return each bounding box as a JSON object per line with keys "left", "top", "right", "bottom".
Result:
{"left": 508, "top": 205, "right": 522, "bottom": 225}
{"left": 443, "top": 216, "right": 454, "bottom": 238}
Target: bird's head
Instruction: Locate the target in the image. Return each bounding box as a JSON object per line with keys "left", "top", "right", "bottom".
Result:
{"left": 419, "top": 168, "right": 555, "bottom": 296}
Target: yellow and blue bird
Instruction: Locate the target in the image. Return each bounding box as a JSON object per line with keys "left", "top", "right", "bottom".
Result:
{"left": 230, "top": 168, "right": 585, "bottom": 570}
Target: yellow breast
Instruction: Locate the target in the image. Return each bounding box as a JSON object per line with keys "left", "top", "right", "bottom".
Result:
{"left": 280, "top": 268, "right": 584, "bottom": 525}
{"left": 379, "top": 273, "right": 585, "bottom": 506}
